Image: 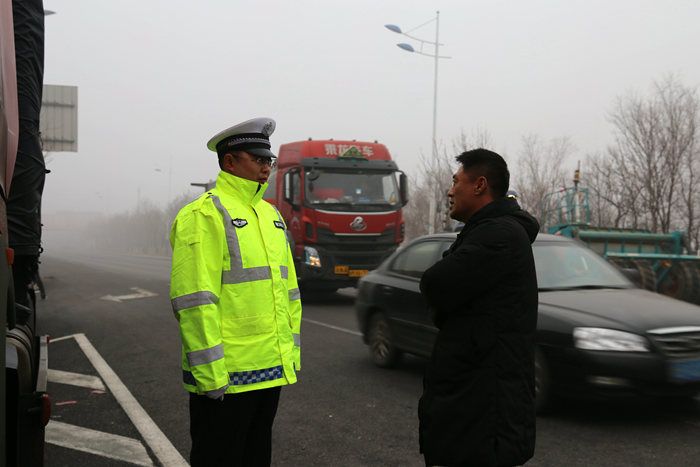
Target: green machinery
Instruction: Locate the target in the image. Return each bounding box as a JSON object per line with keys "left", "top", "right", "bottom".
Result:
{"left": 542, "top": 170, "right": 700, "bottom": 304}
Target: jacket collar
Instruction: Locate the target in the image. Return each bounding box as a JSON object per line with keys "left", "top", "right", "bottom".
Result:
{"left": 460, "top": 197, "right": 520, "bottom": 235}
{"left": 215, "top": 170, "right": 268, "bottom": 206}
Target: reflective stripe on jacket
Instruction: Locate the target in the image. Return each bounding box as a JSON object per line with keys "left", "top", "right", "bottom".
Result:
{"left": 170, "top": 170, "right": 302, "bottom": 394}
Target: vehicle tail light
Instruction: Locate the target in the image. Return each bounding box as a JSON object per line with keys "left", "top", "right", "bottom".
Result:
{"left": 42, "top": 394, "right": 51, "bottom": 426}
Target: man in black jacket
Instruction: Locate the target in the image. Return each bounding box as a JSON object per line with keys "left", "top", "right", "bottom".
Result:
{"left": 419, "top": 149, "right": 539, "bottom": 467}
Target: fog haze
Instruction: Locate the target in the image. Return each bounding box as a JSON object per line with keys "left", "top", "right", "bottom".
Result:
{"left": 40, "top": 0, "right": 700, "bottom": 216}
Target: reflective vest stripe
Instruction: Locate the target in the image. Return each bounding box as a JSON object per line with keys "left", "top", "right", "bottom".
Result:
{"left": 183, "top": 366, "right": 285, "bottom": 387}
{"left": 210, "top": 195, "right": 272, "bottom": 284}
{"left": 186, "top": 343, "right": 224, "bottom": 367}
{"left": 223, "top": 268, "right": 272, "bottom": 284}
{"left": 230, "top": 366, "right": 283, "bottom": 386}
{"left": 171, "top": 290, "right": 219, "bottom": 313}
{"left": 289, "top": 288, "right": 301, "bottom": 301}
{"left": 270, "top": 207, "right": 291, "bottom": 280}
{"left": 271, "top": 205, "right": 290, "bottom": 251}
{"left": 293, "top": 333, "right": 301, "bottom": 347}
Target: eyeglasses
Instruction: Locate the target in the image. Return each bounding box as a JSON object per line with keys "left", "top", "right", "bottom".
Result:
{"left": 235, "top": 155, "right": 276, "bottom": 169}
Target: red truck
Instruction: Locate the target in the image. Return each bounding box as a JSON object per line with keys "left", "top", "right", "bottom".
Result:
{"left": 265, "top": 140, "right": 408, "bottom": 292}
{"left": 2, "top": 1, "right": 50, "bottom": 465}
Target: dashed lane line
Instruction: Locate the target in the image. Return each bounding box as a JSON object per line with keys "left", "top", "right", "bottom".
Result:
{"left": 46, "top": 421, "right": 154, "bottom": 466}
{"left": 48, "top": 369, "right": 106, "bottom": 391}
{"left": 302, "top": 317, "right": 362, "bottom": 336}
{"left": 70, "top": 333, "right": 189, "bottom": 467}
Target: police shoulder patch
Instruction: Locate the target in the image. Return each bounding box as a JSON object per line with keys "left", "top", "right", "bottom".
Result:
{"left": 274, "top": 221, "right": 285, "bottom": 230}
{"left": 232, "top": 218, "right": 248, "bottom": 228}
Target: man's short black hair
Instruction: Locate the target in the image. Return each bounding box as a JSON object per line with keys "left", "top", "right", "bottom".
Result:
{"left": 217, "top": 149, "right": 243, "bottom": 170}
{"left": 455, "top": 148, "right": 510, "bottom": 198}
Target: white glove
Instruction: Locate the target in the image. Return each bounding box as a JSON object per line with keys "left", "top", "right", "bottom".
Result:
{"left": 205, "top": 384, "right": 229, "bottom": 401}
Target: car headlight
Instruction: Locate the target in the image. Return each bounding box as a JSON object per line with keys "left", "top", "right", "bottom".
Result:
{"left": 573, "top": 327, "right": 650, "bottom": 352}
{"left": 303, "top": 246, "right": 321, "bottom": 267}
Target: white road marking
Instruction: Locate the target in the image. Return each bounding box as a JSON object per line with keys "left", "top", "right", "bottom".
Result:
{"left": 70, "top": 333, "right": 189, "bottom": 467}
{"left": 50, "top": 335, "right": 74, "bottom": 343}
{"left": 302, "top": 317, "right": 362, "bottom": 336}
{"left": 48, "top": 369, "right": 106, "bottom": 390}
{"left": 46, "top": 421, "right": 154, "bottom": 466}
{"left": 101, "top": 287, "right": 158, "bottom": 302}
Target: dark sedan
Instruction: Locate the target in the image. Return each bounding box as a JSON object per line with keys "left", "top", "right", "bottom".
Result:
{"left": 355, "top": 233, "right": 700, "bottom": 411}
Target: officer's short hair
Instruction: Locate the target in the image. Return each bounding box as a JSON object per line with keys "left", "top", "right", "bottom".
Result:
{"left": 217, "top": 149, "right": 244, "bottom": 170}
{"left": 455, "top": 148, "right": 510, "bottom": 198}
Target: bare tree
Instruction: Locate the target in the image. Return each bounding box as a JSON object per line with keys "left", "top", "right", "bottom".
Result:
{"left": 402, "top": 128, "right": 497, "bottom": 241}
{"left": 596, "top": 75, "right": 700, "bottom": 234}
{"left": 82, "top": 190, "right": 197, "bottom": 255}
{"left": 585, "top": 152, "right": 634, "bottom": 228}
{"left": 512, "top": 134, "right": 574, "bottom": 230}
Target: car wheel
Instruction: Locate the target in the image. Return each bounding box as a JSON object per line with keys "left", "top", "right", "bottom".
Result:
{"left": 535, "top": 347, "right": 551, "bottom": 414}
{"left": 367, "top": 312, "right": 402, "bottom": 368}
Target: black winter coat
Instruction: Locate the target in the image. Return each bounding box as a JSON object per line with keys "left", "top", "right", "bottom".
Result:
{"left": 418, "top": 197, "right": 539, "bottom": 467}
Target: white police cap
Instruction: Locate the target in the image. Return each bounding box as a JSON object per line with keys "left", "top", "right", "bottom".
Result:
{"left": 206, "top": 117, "right": 277, "bottom": 158}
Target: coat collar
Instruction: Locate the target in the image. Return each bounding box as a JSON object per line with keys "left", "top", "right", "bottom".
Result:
{"left": 215, "top": 170, "right": 267, "bottom": 206}
{"left": 462, "top": 197, "right": 520, "bottom": 230}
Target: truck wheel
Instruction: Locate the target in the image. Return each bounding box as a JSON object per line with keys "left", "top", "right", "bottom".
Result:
{"left": 657, "top": 262, "right": 700, "bottom": 304}
{"left": 367, "top": 312, "right": 402, "bottom": 368}
{"left": 609, "top": 258, "right": 629, "bottom": 269}
{"left": 630, "top": 259, "right": 656, "bottom": 292}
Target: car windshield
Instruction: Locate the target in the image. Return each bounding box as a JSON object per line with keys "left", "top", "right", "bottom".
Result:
{"left": 304, "top": 170, "right": 400, "bottom": 212}
{"left": 533, "top": 242, "right": 634, "bottom": 289}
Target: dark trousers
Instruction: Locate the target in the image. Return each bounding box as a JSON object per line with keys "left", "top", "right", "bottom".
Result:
{"left": 189, "top": 386, "right": 282, "bottom": 467}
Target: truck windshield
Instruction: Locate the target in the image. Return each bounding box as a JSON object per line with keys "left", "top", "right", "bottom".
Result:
{"left": 304, "top": 170, "right": 400, "bottom": 212}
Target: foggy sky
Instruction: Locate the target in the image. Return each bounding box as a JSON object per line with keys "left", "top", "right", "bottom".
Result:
{"left": 41, "top": 0, "right": 700, "bottom": 216}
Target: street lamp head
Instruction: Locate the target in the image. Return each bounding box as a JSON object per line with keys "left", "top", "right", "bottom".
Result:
{"left": 385, "top": 24, "right": 402, "bottom": 34}
{"left": 397, "top": 43, "right": 415, "bottom": 52}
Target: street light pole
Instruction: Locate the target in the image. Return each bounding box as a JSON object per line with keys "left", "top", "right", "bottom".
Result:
{"left": 429, "top": 11, "right": 440, "bottom": 235}
{"left": 386, "top": 12, "right": 450, "bottom": 235}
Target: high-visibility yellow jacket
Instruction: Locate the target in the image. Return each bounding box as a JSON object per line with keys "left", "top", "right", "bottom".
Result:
{"left": 170, "top": 170, "right": 301, "bottom": 394}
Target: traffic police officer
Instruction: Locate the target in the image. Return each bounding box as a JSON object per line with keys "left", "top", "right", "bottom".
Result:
{"left": 170, "top": 117, "right": 302, "bottom": 467}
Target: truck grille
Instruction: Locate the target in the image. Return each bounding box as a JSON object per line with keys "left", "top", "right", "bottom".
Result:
{"left": 315, "top": 227, "right": 398, "bottom": 268}
{"left": 317, "top": 227, "right": 397, "bottom": 253}
{"left": 335, "top": 256, "right": 382, "bottom": 266}
{"left": 647, "top": 327, "right": 700, "bottom": 358}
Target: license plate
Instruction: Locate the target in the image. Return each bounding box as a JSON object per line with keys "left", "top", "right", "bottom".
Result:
{"left": 349, "top": 269, "right": 368, "bottom": 278}
{"left": 668, "top": 359, "right": 700, "bottom": 382}
{"left": 334, "top": 266, "right": 348, "bottom": 274}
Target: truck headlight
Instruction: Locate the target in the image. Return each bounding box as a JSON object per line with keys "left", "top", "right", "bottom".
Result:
{"left": 303, "top": 246, "right": 321, "bottom": 267}
{"left": 574, "top": 327, "right": 650, "bottom": 352}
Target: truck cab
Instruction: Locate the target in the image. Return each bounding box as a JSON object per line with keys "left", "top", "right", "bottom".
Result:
{"left": 273, "top": 140, "right": 408, "bottom": 291}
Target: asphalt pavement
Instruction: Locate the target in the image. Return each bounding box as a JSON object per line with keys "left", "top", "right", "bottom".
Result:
{"left": 35, "top": 237, "right": 700, "bottom": 466}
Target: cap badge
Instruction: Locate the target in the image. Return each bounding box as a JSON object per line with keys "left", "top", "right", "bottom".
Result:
{"left": 232, "top": 218, "right": 248, "bottom": 228}
{"left": 262, "top": 121, "right": 273, "bottom": 137}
